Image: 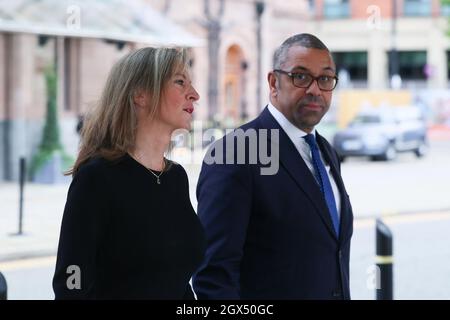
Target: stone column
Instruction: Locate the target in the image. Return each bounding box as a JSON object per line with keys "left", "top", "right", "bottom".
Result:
{"left": 427, "top": 20, "right": 447, "bottom": 89}
{"left": 5, "top": 34, "right": 35, "bottom": 181}
{"left": 368, "top": 30, "right": 388, "bottom": 90}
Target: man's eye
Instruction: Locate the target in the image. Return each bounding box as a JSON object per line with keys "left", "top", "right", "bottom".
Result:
{"left": 293, "top": 73, "right": 309, "bottom": 81}
{"left": 319, "top": 76, "right": 332, "bottom": 82}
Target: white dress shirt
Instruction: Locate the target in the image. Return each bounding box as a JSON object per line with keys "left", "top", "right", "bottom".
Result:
{"left": 267, "top": 103, "right": 341, "bottom": 217}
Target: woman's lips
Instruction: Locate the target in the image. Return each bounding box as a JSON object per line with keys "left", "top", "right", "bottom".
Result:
{"left": 183, "top": 107, "right": 194, "bottom": 114}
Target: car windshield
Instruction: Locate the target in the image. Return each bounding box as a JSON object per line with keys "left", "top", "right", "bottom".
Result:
{"left": 350, "top": 115, "right": 381, "bottom": 126}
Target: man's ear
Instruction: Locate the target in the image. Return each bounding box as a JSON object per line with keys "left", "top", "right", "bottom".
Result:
{"left": 268, "top": 72, "right": 278, "bottom": 97}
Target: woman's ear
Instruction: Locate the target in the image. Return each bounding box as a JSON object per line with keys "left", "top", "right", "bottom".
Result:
{"left": 133, "top": 91, "right": 148, "bottom": 109}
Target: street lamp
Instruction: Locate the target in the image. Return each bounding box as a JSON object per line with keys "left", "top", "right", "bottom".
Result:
{"left": 390, "top": 0, "right": 401, "bottom": 89}
{"left": 240, "top": 60, "right": 248, "bottom": 120}
{"left": 255, "top": 1, "right": 265, "bottom": 111}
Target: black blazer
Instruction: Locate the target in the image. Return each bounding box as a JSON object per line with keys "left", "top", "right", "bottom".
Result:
{"left": 193, "top": 107, "right": 354, "bottom": 299}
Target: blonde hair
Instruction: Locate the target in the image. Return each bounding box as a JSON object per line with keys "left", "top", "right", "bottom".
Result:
{"left": 68, "top": 47, "right": 189, "bottom": 176}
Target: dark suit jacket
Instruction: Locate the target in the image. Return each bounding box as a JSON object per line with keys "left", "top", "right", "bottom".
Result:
{"left": 193, "top": 107, "right": 353, "bottom": 300}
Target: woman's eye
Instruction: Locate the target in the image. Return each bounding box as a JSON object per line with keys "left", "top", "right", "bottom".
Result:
{"left": 175, "top": 79, "right": 185, "bottom": 85}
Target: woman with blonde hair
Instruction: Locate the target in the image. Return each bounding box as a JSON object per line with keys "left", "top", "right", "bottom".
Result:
{"left": 53, "top": 47, "right": 205, "bottom": 299}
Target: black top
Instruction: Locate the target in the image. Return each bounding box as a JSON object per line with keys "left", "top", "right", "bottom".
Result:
{"left": 53, "top": 154, "right": 206, "bottom": 299}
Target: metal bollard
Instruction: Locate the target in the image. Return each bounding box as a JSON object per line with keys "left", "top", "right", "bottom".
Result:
{"left": 18, "top": 157, "right": 26, "bottom": 235}
{"left": 0, "top": 271, "right": 7, "bottom": 300}
{"left": 376, "top": 219, "right": 393, "bottom": 300}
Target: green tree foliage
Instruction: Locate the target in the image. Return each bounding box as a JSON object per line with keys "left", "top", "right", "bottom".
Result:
{"left": 39, "top": 66, "right": 62, "bottom": 152}
{"left": 30, "top": 65, "right": 73, "bottom": 178}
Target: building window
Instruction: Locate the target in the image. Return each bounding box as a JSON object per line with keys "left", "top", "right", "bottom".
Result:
{"left": 390, "top": 51, "right": 427, "bottom": 80}
{"left": 333, "top": 51, "right": 368, "bottom": 82}
{"left": 403, "top": 0, "right": 431, "bottom": 17}
{"left": 323, "top": 0, "right": 350, "bottom": 19}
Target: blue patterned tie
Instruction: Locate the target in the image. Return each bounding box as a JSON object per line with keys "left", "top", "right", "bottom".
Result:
{"left": 303, "top": 134, "right": 340, "bottom": 236}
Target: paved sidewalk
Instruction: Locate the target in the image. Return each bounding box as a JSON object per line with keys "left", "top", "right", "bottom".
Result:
{"left": 0, "top": 183, "right": 68, "bottom": 262}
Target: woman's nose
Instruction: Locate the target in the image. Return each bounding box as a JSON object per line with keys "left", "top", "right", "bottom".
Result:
{"left": 189, "top": 86, "right": 200, "bottom": 101}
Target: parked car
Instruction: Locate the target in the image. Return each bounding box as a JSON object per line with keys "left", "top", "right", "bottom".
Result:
{"left": 333, "top": 107, "right": 428, "bottom": 161}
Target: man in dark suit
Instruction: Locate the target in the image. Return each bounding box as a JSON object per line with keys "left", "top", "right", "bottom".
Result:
{"left": 193, "top": 33, "right": 353, "bottom": 299}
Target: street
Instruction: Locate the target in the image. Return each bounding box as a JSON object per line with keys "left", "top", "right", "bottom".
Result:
{"left": 0, "top": 257, "right": 55, "bottom": 300}
{"left": 350, "top": 211, "right": 450, "bottom": 299}
{"left": 2, "top": 211, "right": 450, "bottom": 300}
{"left": 341, "top": 140, "right": 450, "bottom": 217}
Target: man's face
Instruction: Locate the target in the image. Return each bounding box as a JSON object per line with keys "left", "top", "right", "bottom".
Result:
{"left": 268, "top": 46, "right": 336, "bottom": 133}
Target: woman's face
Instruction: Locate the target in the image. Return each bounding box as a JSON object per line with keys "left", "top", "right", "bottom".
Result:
{"left": 157, "top": 69, "right": 200, "bottom": 131}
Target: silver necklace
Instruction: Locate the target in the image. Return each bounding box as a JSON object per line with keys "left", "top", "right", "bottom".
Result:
{"left": 131, "top": 153, "right": 166, "bottom": 185}
{"left": 147, "top": 166, "right": 164, "bottom": 185}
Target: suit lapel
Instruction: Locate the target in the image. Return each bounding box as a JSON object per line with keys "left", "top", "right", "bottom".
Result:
{"left": 258, "top": 108, "right": 338, "bottom": 240}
